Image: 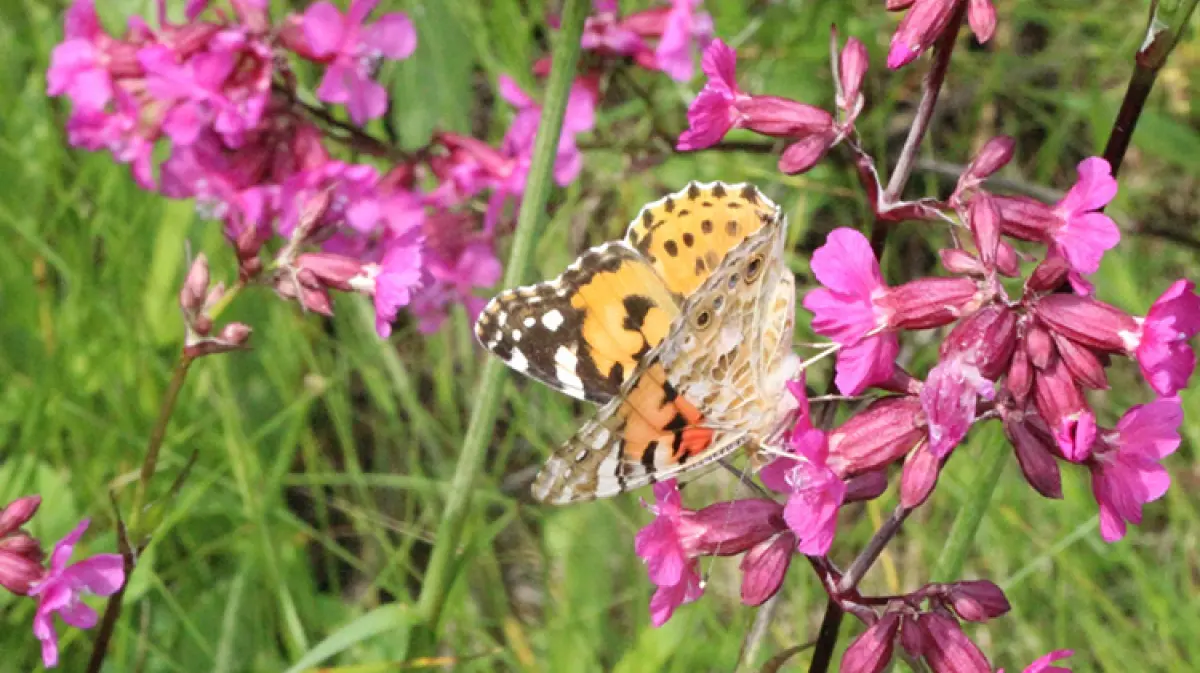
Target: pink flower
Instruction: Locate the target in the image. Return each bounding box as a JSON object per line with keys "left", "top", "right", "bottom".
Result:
{"left": 581, "top": 3, "right": 648, "bottom": 56}
{"left": 802, "top": 228, "right": 897, "bottom": 394}
{"left": 654, "top": 0, "right": 713, "bottom": 81}
{"left": 46, "top": 0, "right": 133, "bottom": 112}
{"left": 1051, "top": 157, "right": 1120, "bottom": 278}
{"left": 676, "top": 39, "right": 836, "bottom": 165}
{"left": 759, "top": 381, "right": 846, "bottom": 555}
{"left": 302, "top": 0, "right": 417, "bottom": 124}
{"left": 920, "top": 354, "right": 993, "bottom": 459}
{"left": 887, "top": 0, "right": 996, "bottom": 70}
{"left": 497, "top": 75, "right": 596, "bottom": 187}
{"left": 1131, "top": 279, "right": 1200, "bottom": 396}
{"left": 348, "top": 233, "right": 424, "bottom": 339}
{"left": 634, "top": 481, "right": 705, "bottom": 626}
{"left": 411, "top": 213, "right": 502, "bottom": 332}
{"left": 65, "top": 91, "right": 157, "bottom": 189}
{"left": 1018, "top": 649, "right": 1074, "bottom": 673}
{"left": 1088, "top": 396, "right": 1182, "bottom": 542}
{"left": 28, "top": 520, "right": 125, "bottom": 668}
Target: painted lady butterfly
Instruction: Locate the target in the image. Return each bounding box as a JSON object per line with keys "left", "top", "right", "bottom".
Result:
{"left": 475, "top": 182, "right": 800, "bottom": 503}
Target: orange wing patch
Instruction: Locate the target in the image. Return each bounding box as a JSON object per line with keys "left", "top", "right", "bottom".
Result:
{"left": 569, "top": 258, "right": 679, "bottom": 387}
{"left": 626, "top": 181, "right": 781, "bottom": 297}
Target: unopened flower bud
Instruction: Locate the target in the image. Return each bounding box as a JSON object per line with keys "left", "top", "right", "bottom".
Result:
{"left": 995, "top": 241, "right": 1020, "bottom": 277}
{"left": 0, "top": 496, "right": 40, "bottom": 537}
{"left": 940, "top": 304, "right": 1017, "bottom": 380}
{"left": 218, "top": 323, "right": 252, "bottom": 347}
{"left": 739, "top": 533, "right": 794, "bottom": 606}
{"left": 191, "top": 314, "right": 213, "bottom": 337}
{"left": 179, "top": 254, "right": 210, "bottom": 314}
{"left": 945, "top": 580, "right": 1010, "bottom": 622}
{"left": 940, "top": 248, "right": 985, "bottom": 276}
{"left": 878, "top": 277, "right": 984, "bottom": 331}
{"left": 921, "top": 612, "right": 992, "bottom": 673}
{"left": 0, "top": 532, "right": 43, "bottom": 561}
{"left": 1032, "top": 359, "right": 1086, "bottom": 436}
{"left": 968, "top": 195, "right": 1001, "bottom": 267}
{"left": 1006, "top": 346, "right": 1033, "bottom": 404}
{"left": 958, "top": 137, "right": 1015, "bottom": 196}
{"left": 900, "top": 614, "right": 928, "bottom": 657}
{"left": 841, "top": 612, "right": 900, "bottom": 673}
{"left": 1024, "top": 323, "right": 1055, "bottom": 369}
{"left": 844, "top": 469, "right": 890, "bottom": 503}
{"left": 875, "top": 368, "right": 923, "bottom": 396}
{"left": 900, "top": 440, "right": 939, "bottom": 508}
{"left": 1051, "top": 333, "right": 1108, "bottom": 389}
{"left": 1025, "top": 256, "right": 1070, "bottom": 294}
{"left": 967, "top": 0, "right": 998, "bottom": 44}
{"left": 827, "top": 397, "right": 927, "bottom": 476}
{"left": 1033, "top": 294, "right": 1139, "bottom": 353}
{"left": 0, "top": 550, "right": 44, "bottom": 595}
{"left": 1003, "top": 410, "right": 1062, "bottom": 498}
{"left": 836, "top": 36, "right": 869, "bottom": 118}
{"left": 778, "top": 132, "right": 838, "bottom": 175}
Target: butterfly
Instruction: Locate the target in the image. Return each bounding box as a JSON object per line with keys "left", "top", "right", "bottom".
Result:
{"left": 475, "top": 181, "right": 800, "bottom": 503}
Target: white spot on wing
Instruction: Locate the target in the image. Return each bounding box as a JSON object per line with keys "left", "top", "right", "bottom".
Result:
{"left": 523, "top": 317, "right": 536, "bottom": 328}
{"left": 508, "top": 349, "right": 529, "bottom": 372}
{"left": 542, "top": 309, "right": 565, "bottom": 331}
{"left": 511, "top": 330, "right": 521, "bottom": 342}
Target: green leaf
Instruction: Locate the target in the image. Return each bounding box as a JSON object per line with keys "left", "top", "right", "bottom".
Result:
{"left": 283, "top": 604, "right": 412, "bottom": 673}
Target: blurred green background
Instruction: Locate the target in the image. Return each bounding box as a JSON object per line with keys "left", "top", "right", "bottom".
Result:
{"left": 1, "top": 0, "right": 1199, "bottom": 671}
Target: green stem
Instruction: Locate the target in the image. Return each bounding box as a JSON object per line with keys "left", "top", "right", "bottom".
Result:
{"left": 931, "top": 426, "right": 1008, "bottom": 582}
{"left": 412, "top": 0, "right": 588, "bottom": 634}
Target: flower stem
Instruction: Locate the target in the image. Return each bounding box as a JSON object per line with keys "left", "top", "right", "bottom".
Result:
{"left": 411, "top": 0, "right": 588, "bottom": 639}
{"left": 87, "top": 351, "right": 196, "bottom": 673}
{"left": 837, "top": 505, "right": 912, "bottom": 593}
{"left": 931, "top": 426, "right": 1008, "bottom": 582}
{"left": 870, "top": 4, "right": 965, "bottom": 257}
{"left": 1101, "top": 0, "right": 1199, "bottom": 177}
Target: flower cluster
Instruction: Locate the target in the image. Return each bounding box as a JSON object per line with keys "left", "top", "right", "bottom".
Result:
{"left": 46, "top": 0, "right": 605, "bottom": 337}
{"left": 0, "top": 497, "right": 126, "bottom": 668}
{"left": 633, "top": 16, "right": 1196, "bottom": 669}
{"left": 570, "top": 0, "right": 713, "bottom": 82}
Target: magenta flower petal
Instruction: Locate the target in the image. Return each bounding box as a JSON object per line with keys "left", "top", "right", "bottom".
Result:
{"left": 1135, "top": 279, "right": 1200, "bottom": 395}
{"left": 835, "top": 333, "right": 899, "bottom": 396}
{"left": 1022, "top": 649, "right": 1074, "bottom": 673}
{"left": 303, "top": 1, "right": 348, "bottom": 57}
{"left": 738, "top": 533, "right": 794, "bottom": 605}
{"left": 362, "top": 12, "right": 417, "bottom": 60}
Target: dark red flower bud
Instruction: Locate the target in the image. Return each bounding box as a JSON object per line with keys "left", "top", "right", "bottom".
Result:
{"left": 878, "top": 277, "right": 984, "bottom": 331}
{"left": 921, "top": 612, "right": 992, "bottom": 673}
{"left": 1025, "top": 256, "right": 1070, "bottom": 294}
{"left": 1003, "top": 410, "right": 1062, "bottom": 498}
{"left": 1024, "top": 323, "right": 1055, "bottom": 370}
{"left": 739, "top": 533, "right": 794, "bottom": 606}
{"left": 945, "top": 580, "right": 1011, "bottom": 622}
{"left": 1033, "top": 294, "right": 1139, "bottom": 353}
{"left": 217, "top": 323, "right": 252, "bottom": 348}
{"left": 940, "top": 248, "right": 985, "bottom": 276}
{"left": 778, "top": 132, "right": 838, "bottom": 175}
{"left": 0, "top": 550, "right": 44, "bottom": 595}
{"left": 0, "top": 532, "right": 43, "bottom": 561}
{"left": 900, "top": 614, "right": 928, "bottom": 657}
{"left": 1051, "top": 333, "right": 1109, "bottom": 389}
{"left": 844, "top": 469, "right": 890, "bottom": 503}
{"left": 940, "top": 304, "right": 1017, "bottom": 380}
{"left": 0, "top": 496, "right": 40, "bottom": 537}
{"left": 827, "top": 397, "right": 927, "bottom": 476}
{"left": 1006, "top": 346, "right": 1033, "bottom": 404}
{"left": 841, "top": 613, "right": 900, "bottom": 673}
{"left": 1032, "top": 359, "right": 1086, "bottom": 435}
{"left": 900, "top": 440, "right": 939, "bottom": 508}
{"left": 875, "top": 368, "right": 924, "bottom": 396}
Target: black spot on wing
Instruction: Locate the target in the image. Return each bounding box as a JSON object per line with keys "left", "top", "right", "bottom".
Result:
{"left": 687, "top": 182, "right": 701, "bottom": 200}
{"left": 711, "top": 183, "right": 727, "bottom": 198}
{"left": 622, "top": 295, "right": 654, "bottom": 331}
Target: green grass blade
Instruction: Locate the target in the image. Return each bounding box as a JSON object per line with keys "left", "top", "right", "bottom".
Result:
{"left": 932, "top": 424, "right": 1009, "bottom": 582}
{"left": 411, "top": 0, "right": 589, "bottom": 635}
